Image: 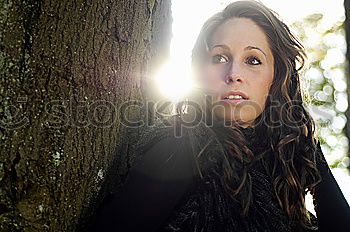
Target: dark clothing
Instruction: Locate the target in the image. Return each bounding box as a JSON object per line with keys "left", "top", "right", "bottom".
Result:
{"left": 90, "top": 120, "right": 350, "bottom": 232}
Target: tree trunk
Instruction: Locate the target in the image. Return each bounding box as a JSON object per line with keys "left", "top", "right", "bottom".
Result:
{"left": 0, "top": 0, "right": 172, "bottom": 231}
{"left": 344, "top": 0, "right": 350, "bottom": 172}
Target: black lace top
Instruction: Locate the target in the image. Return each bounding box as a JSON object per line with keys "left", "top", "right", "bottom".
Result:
{"left": 90, "top": 118, "right": 350, "bottom": 232}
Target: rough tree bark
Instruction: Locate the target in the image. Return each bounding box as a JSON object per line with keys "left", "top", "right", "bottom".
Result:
{"left": 0, "top": 0, "right": 172, "bottom": 231}
{"left": 344, "top": 0, "right": 350, "bottom": 172}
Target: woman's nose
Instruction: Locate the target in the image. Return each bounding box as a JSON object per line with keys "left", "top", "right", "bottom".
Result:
{"left": 225, "top": 63, "right": 243, "bottom": 84}
{"left": 225, "top": 74, "right": 242, "bottom": 84}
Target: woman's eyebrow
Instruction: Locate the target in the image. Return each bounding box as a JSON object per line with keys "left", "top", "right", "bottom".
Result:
{"left": 211, "top": 44, "right": 267, "bottom": 58}
{"left": 210, "top": 44, "right": 230, "bottom": 50}
{"left": 244, "top": 46, "right": 267, "bottom": 58}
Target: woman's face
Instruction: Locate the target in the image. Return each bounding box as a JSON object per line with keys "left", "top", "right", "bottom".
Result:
{"left": 198, "top": 17, "right": 274, "bottom": 126}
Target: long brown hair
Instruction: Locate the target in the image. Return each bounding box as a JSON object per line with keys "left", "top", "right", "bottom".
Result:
{"left": 177, "top": 0, "right": 321, "bottom": 229}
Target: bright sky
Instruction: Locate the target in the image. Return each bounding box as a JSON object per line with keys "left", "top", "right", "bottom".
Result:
{"left": 155, "top": 0, "right": 349, "bottom": 206}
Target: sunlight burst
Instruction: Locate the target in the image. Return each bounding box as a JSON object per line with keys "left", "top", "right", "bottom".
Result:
{"left": 154, "top": 61, "right": 194, "bottom": 101}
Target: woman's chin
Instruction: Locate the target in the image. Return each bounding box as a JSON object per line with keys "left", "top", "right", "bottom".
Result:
{"left": 213, "top": 108, "right": 258, "bottom": 126}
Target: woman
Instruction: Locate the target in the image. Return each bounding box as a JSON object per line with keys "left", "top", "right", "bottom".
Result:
{"left": 89, "top": 1, "right": 350, "bottom": 231}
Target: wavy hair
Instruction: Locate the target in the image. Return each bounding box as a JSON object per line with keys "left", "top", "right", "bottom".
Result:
{"left": 176, "top": 0, "right": 321, "bottom": 230}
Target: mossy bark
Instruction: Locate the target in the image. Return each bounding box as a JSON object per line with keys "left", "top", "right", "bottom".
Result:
{"left": 0, "top": 0, "right": 172, "bottom": 231}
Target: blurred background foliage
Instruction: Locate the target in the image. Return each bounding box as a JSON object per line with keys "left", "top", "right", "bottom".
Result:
{"left": 291, "top": 14, "right": 350, "bottom": 170}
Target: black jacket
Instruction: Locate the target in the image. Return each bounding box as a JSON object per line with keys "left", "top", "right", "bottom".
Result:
{"left": 89, "top": 121, "right": 350, "bottom": 232}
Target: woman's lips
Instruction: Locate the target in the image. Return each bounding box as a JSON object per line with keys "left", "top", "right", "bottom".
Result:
{"left": 221, "top": 91, "right": 248, "bottom": 104}
{"left": 221, "top": 98, "right": 247, "bottom": 104}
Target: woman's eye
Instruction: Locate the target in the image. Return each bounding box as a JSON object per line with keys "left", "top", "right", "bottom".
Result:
{"left": 246, "top": 56, "right": 262, "bottom": 65}
{"left": 212, "top": 54, "right": 228, "bottom": 64}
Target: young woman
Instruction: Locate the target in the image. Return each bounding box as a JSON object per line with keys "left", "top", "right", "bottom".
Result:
{"left": 89, "top": 1, "right": 350, "bottom": 231}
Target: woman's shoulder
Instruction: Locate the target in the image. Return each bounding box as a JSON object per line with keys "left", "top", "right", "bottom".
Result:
{"left": 137, "top": 115, "right": 216, "bottom": 152}
{"left": 136, "top": 115, "right": 190, "bottom": 153}
{"left": 127, "top": 115, "right": 196, "bottom": 186}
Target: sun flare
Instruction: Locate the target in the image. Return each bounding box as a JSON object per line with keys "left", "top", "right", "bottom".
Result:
{"left": 154, "top": 61, "right": 194, "bottom": 101}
